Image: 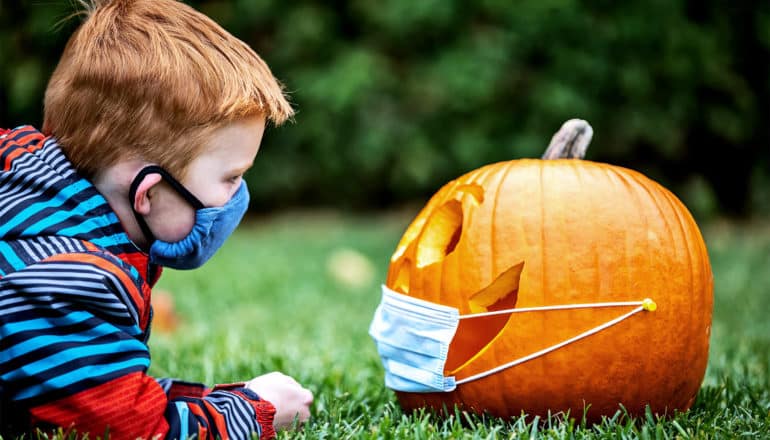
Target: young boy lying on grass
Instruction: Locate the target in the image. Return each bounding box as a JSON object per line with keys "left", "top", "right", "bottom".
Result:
{"left": 0, "top": 0, "right": 312, "bottom": 438}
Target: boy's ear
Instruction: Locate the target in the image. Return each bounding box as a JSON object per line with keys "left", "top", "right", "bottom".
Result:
{"left": 132, "top": 173, "right": 163, "bottom": 215}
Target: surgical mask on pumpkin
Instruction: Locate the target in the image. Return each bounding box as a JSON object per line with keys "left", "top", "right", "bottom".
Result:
{"left": 369, "top": 284, "right": 657, "bottom": 393}
{"left": 129, "top": 165, "right": 249, "bottom": 269}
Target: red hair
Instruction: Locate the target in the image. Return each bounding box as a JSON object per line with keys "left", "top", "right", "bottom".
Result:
{"left": 43, "top": 0, "right": 294, "bottom": 179}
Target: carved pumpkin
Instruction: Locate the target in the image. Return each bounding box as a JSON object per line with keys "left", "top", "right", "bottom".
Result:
{"left": 385, "top": 120, "right": 713, "bottom": 421}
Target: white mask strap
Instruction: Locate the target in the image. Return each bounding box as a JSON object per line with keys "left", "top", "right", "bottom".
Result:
{"left": 454, "top": 298, "right": 657, "bottom": 385}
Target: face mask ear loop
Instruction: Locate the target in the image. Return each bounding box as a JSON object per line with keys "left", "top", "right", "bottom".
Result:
{"left": 459, "top": 299, "right": 653, "bottom": 318}
{"left": 128, "top": 165, "right": 206, "bottom": 246}
{"left": 453, "top": 298, "right": 657, "bottom": 386}
{"left": 134, "top": 165, "right": 205, "bottom": 209}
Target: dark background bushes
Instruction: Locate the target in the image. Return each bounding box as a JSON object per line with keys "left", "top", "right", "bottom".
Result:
{"left": 1, "top": 0, "right": 768, "bottom": 219}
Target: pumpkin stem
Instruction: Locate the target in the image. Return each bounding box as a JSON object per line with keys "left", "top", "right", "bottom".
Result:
{"left": 541, "top": 119, "right": 593, "bottom": 159}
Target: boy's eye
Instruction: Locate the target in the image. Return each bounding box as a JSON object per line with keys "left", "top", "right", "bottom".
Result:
{"left": 229, "top": 175, "right": 242, "bottom": 183}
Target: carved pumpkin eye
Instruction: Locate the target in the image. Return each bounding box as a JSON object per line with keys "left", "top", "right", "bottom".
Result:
{"left": 415, "top": 199, "right": 463, "bottom": 268}
{"left": 390, "top": 183, "right": 483, "bottom": 294}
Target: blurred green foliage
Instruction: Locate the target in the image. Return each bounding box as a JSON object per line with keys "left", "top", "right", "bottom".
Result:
{"left": 1, "top": 0, "right": 768, "bottom": 217}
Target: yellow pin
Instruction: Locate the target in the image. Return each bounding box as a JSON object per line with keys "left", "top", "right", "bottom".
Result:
{"left": 642, "top": 298, "right": 657, "bottom": 312}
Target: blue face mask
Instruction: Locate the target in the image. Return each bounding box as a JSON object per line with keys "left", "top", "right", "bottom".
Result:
{"left": 129, "top": 165, "right": 249, "bottom": 269}
{"left": 369, "top": 284, "right": 657, "bottom": 393}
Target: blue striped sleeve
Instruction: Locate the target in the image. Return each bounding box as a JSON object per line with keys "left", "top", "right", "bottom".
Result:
{"left": 0, "top": 254, "right": 149, "bottom": 405}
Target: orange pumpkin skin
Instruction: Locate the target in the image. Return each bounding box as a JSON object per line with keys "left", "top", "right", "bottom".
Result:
{"left": 386, "top": 159, "right": 713, "bottom": 421}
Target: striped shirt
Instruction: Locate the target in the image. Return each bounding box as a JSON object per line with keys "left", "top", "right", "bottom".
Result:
{"left": 0, "top": 126, "right": 275, "bottom": 439}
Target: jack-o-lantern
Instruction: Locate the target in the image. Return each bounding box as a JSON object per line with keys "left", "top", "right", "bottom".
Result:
{"left": 376, "top": 120, "right": 713, "bottom": 421}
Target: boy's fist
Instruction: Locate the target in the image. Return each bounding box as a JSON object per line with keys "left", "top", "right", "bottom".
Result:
{"left": 245, "top": 372, "right": 313, "bottom": 430}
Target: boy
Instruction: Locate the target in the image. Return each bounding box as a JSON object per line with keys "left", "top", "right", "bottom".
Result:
{"left": 0, "top": 0, "right": 312, "bottom": 438}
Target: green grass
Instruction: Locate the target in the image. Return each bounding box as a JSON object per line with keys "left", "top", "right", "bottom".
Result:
{"left": 150, "top": 210, "right": 770, "bottom": 439}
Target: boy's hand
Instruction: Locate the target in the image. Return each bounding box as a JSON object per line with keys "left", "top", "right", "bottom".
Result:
{"left": 245, "top": 372, "right": 313, "bottom": 430}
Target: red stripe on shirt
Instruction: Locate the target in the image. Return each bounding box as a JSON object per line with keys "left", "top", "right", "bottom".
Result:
{"left": 29, "top": 372, "right": 169, "bottom": 440}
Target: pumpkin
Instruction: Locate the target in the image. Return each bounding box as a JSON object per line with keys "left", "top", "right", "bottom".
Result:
{"left": 384, "top": 120, "right": 713, "bottom": 421}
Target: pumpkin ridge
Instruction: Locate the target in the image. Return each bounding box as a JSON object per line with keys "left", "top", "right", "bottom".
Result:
{"left": 662, "top": 184, "right": 711, "bottom": 403}
{"left": 608, "top": 166, "right": 637, "bottom": 298}
{"left": 538, "top": 161, "right": 548, "bottom": 340}
{"left": 632, "top": 168, "right": 678, "bottom": 262}
{"left": 615, "top": 167, "right": 652, "bottom": 297}
{"left": 490, "top": 160, "right": 518, "bottom": 293}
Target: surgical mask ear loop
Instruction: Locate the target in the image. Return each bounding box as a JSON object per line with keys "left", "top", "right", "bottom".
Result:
{"left": 453, "top": 298, "right": 658, "bottom": 386}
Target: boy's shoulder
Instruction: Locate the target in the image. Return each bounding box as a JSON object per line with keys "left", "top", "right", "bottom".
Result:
{"left": 0, "top": 126, "right": 45, "bottom": 147}
{"left": 1, "top": 237, "right": 153, "bottom": 334}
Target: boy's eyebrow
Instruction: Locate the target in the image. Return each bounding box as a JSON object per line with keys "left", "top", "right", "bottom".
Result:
{"left": 231, "top": 162, "right": 254, "bottom": 175}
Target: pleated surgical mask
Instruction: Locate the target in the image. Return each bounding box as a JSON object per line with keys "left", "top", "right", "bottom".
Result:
{"left": 369, "top": 284, "right": 656, "bottom": 393}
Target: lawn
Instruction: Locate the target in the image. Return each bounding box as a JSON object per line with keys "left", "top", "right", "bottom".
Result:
{"left": 150, "top": 209, "right": 770, "bottom": 439}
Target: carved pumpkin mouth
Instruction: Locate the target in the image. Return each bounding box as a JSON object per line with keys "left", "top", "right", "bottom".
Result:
{"left": 445, "top": 262, "right": 523, "bottom": 373}
{"left": 388, "top": 185, "right": 523, "bottom": 374}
